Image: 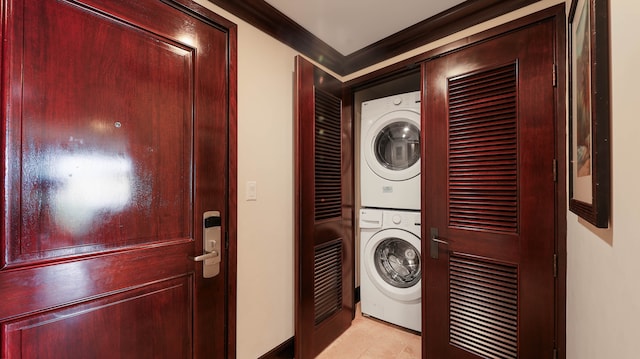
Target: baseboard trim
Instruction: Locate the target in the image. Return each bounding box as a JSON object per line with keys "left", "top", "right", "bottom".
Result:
{"left": 258, "top": 337, "right": 294, "bottom": 359}
{"left": 259, "top": 287, "right": 360, "bottom": 358}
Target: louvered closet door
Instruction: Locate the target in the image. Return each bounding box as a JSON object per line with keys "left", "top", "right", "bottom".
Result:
{"left": 294, "top": 56, "right": 353, "bottom": 359}
{"left": 423, "top": 19, "right": 557, "bottom": 358}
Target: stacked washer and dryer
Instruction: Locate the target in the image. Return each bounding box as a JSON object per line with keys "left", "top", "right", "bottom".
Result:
{"left": 359, "top": 91, "right": 422, "bottom": 333}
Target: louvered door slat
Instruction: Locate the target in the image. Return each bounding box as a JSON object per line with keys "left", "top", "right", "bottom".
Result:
{"left": 450, "top": 78, "right": 515, "bottom": 97}
{"left": 451, "top": 130, "right": 516, "bottom": 144}
{"left": 456, "top": 178, "right": 514, "bottom": 183}
{"left": 449, "top": 254, "right": 518, "bottom": 359}
{"left": 314, "top": 88, "right": 342, "bottom": 221}
{"left": 450, "top": 297, "right": 517, "bottom": 324}
{"left": 450, "top": 288, "right": 517, "bottom": 316}
{"left": 450, "top": 126, "right": 515, "bottom": 139}
{"left": 450, "top": 95, "right": 516, "bottom": 115}
{"left": 450, "top": 109, "right": 516, "bottom": 125}
{"left": 449, "top": 201, "right": 515, "bottom": 208}
{"left": 450, "top": 130, "right": 517, "bottom": 144}
{"left": 450, "top": 315, "right": 517, "bottom": 346}
{"left": 316, "top": 142, "right": 340, "bottom": 151}
{"left": 448, "top": 63, "right": 518, "bottom": 233}
{"left": 451, "top": 148, "right": 516, "bottom": 158}
{"left": 449, "top": 85, "right": 515, "bottom": 104}
{"left": 314, "top": 240, "right": 343, "bottom": 325}
{"left": 450, "top": 159, "right": 516, "bottom": 167}
{"left": 448, "top": 68, "right": 514, "bottom": 90}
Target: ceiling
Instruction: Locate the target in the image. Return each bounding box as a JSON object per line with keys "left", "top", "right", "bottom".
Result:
{"left": 263, "top": 0, "right": 467, "bottom": 56}
{"left": 208, "top": 0, "right": 540, "bottom": 75}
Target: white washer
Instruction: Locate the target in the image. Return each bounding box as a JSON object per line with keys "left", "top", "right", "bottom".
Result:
{"left": 361, "top": 91, "right": 421, "bottom": 210}
{"left": 360, "top": 208, "right": 421, "bottom": 332}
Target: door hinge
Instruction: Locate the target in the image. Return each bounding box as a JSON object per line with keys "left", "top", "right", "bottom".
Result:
{"left": 552, "top": 64, "right": 557, "bottom": 87}
{"left": 553, "top": 253, "right": 558, "bottom": 278}
{"left": 553, "top": 347, "right": 558, "bottom": 359}
{"left": 553, "top": 159, "right": 558, "bottom": 182}
{"left": 225, "top": 231, "right": 229, "bottom": 250}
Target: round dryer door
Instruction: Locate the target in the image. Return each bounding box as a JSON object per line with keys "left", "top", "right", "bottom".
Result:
{"left": 364, "top": 110, "right": 420, "bottom": 181}
{"left": 363, "top": 228, "right": 421, "bottom": 302}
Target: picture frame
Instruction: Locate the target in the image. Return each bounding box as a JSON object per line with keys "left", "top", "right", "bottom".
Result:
{"left": 568, "top": 0, "right": 611, "bottom": 228}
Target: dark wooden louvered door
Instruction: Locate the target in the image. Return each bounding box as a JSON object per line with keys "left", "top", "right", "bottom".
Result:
{"left": 423, "top": 19, "right": 557, "bottom": 358}
{"left": 294, "top": 56, "right": 354, "bottom": 359}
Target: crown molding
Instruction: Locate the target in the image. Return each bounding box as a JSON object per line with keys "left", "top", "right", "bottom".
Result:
{"left": 208, "top": 0, "right": 540, "bottom": 76}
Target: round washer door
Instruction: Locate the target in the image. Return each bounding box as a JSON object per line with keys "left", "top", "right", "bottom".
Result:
{"left": 363, "top": 228, "right": 421, "bottom": 302}
{"left": 363, "top": 109, "right": 421, "bottom": 181}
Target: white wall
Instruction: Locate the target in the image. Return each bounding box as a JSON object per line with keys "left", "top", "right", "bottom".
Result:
{"left": 197, "top": 0, "right": 640, "bottom": 358}
{"left": 192, "top": 2, "right": 301, "bottom": 358}
{"left": 566, "top": 0, "right": 640, "bottom": 358}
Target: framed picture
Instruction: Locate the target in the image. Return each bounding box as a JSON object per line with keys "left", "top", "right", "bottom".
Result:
{"left": 568, "top": 0, "right": 610, "bottom": 228}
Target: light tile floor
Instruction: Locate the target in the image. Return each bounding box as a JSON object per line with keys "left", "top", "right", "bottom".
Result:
{"left": 316, "top": 304, "right": 421, "bottom": 359}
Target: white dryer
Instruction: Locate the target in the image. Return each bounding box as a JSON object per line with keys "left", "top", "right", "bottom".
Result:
{"left": 360, "top": 91, "right": 421, "bottom": 210}
{"left": 360, "top": 208, "right": 421, "bottom": 332}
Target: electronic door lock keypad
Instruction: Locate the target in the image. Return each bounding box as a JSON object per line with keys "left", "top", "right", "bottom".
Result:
{"left": 205, "top": 215, "right": 221, "bottom": 228}
{"left": 191, "top": 211, "right": 222, "bottom": 278}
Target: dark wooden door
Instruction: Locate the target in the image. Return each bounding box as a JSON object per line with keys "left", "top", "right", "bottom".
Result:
{"left": 294, "top": 56, "right": 354, "bottom": 358}
{"left": 423, "top": 19, "right": 557, "bottom": 358}
{"left": 0, "top": 0, "right": 236, "bottom": 358}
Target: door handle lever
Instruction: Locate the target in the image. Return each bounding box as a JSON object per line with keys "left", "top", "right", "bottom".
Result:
{"left": 430, "top": 227, "right": 448, "bottom": 259}
{"left": 191, "top": 250, "right": 219, "bottom": 262}
{"left": 431, "top": 237, "right": 449, "bottom": 245}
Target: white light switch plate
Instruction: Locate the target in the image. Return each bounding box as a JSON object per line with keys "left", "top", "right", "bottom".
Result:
{"left": 246, "top": 181, "right": 257, "bottom": 201}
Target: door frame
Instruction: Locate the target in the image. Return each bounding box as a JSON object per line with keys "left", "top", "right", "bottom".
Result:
{"left": 344, "top": 4, "right": 566, "bottom": 358}
{"left": 172, "top": 2, "right": 238, "bottom": 356}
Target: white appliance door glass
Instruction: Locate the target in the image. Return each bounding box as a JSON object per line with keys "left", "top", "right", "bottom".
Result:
{"left": 374, "top": 122, "right": 420, "bottom": 171}
{"left": 364, "top": 110, "right": 421, "bottom": 181}
{"left": 364, "top": 228, "right": 421, "bottom": 302}
{"left": 374, "top": 237, "right": 421, "bottom": 288}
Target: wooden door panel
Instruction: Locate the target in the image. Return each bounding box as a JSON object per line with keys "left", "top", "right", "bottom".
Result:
{"left": 2, "top": 0, "right": 236, "bottom": 357}
{"left": 4, "top": 276, "right": 191, "bottom": 359}
{"left": 6, "top": 0, "right": 193, "bottom": 264}
{"left": 424, "top": 19, "right": 556, "bottom": 359}
{"left": 0, "top": 244, "right": 191, "bottom": 321}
